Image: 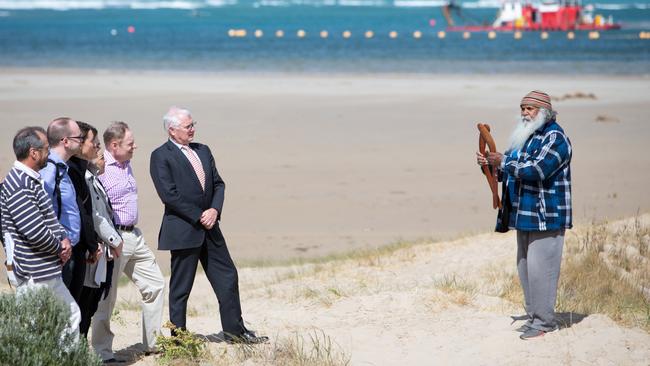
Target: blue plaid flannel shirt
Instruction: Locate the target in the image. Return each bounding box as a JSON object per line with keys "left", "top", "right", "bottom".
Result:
{"left": 497, "top": 119, "right": 573, "bottom": 232}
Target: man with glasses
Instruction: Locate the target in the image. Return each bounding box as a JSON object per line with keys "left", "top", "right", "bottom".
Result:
{"left": 150, "top": 107, "right": 267, "bottom": 344}
{"left": 40, "top": 117, "right": 86, "bottom": 301}
{"left": 92, "top": 121, "right": 164, "bottom": 363}
{"left": 68, "top": 121, "right": 112, "bottom": 337}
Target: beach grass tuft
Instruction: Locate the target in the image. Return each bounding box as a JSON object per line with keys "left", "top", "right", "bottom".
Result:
{"left": 212, "top": 330, "right": 350, "bottom": 366}
{"left": 434, "top": 274, "right": 477, "bottom": 306}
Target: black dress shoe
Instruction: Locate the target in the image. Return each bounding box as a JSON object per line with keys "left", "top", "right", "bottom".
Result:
{"left": 144, "top": 348, "right": 161, "bottom": 356}
{"left": 225, "top": 331, "right": 269, "bottom": 344}
{"left": 102, "top": 358, "right": 126, "bottom": 364}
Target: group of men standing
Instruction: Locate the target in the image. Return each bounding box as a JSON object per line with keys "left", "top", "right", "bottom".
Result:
{"left": 1, "top": 90, "right": 573, "bottom": 363}
{"left": 1, "top": 107, "right": 266, "bottom": 364}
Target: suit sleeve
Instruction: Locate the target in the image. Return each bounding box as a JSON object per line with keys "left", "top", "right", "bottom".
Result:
{"left": 206, "top": 147, "right": 225, "bottom": 220}
{"left": 150, "top": 149, "right": 204, "bottom": 224}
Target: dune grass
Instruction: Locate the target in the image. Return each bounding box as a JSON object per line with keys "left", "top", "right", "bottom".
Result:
{"left": 155, "top": 327, "right": 349, "bottom": 366}
{"left": 213, "top": 330, "right": 350, "bottom": 366}
{"left": 434, "top": 274, "right": 478, "bottom": 306}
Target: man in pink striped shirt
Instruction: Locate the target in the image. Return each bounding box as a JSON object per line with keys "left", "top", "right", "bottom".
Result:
{"left": 91, "top": 121, "right": 165, "bottom": 363}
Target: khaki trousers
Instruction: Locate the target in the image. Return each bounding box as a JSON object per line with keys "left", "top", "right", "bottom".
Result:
{"left": 91, "top": 228, "right": 165, "bottom": 361}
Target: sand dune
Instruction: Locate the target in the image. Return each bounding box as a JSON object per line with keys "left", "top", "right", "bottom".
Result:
{"left": 106, "top": 216, "right": 650, "bottom": 365}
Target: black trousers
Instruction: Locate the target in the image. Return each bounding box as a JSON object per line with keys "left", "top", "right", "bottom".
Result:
{"left": 78, "top": 258, "right": 114, "bottom": 336}
{"left": 78, "top": 286, "right": 103, "bottom": 335}
{"left": 62, "top": 244, "right": 87, "bottom": 301}
{"left": 169, "top": 227, "right": 245, "bottom": 336}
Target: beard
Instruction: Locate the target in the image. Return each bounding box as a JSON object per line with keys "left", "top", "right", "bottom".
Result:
{"left": 37, "top": 154, "right": 49, "bottom": 170}
{"left": 507, "top": 109, "right": 549, "bottom": 152}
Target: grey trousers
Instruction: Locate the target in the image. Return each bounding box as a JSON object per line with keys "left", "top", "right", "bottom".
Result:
{"left": 517, "top": 229, "right": 564, "bottom": 331}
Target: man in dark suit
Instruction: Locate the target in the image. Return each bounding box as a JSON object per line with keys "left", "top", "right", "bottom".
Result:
{"left": 150, "top": 107, "right": 267, "bottom": 344}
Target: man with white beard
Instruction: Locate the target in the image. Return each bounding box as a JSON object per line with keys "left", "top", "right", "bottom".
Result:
{"left": 477, "top": 90, "right": 572, "bottom": 340}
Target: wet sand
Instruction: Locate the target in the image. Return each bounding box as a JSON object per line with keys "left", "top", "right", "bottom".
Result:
{"left": 0, "top": 69, "right": 648, "bottom": 270}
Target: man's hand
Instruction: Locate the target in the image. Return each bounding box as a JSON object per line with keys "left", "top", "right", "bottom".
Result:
{"left": 110, "top": 241, "right": 123, "bottom": 259}
{"left": 476, "top": 151, "right": 488, "bottom": 166}
{"left": 59, "top": 238, "right": 72, "bottom": 264}
{"left": 87, "top": 244, "right": 103, "bottom": 264}
{"left": 486, "top": 152, "right": 504, "bottom": 167}
{"left": 200, "top": 208, "right": 218, "bottom": 230}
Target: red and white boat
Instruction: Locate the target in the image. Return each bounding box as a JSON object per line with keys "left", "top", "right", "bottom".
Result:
{"left": 442, "top": 0, "right": 621, "bottom": 32}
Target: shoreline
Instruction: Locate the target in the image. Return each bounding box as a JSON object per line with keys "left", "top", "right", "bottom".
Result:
{"left": 2, "top": 66, "right": 650, "bottom": 79}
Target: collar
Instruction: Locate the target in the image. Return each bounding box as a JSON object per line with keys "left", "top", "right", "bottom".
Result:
{"left": 47, "top": 150, "right": 67, "bottom": 168}
{"left": 169, "top": 138, "right": 188, "bottom": 150}
{"left": 14, "top": 160, "right": 43, "bottom": 183}
{"left": 104, "top": 150, "right": 129, "bottom": 168}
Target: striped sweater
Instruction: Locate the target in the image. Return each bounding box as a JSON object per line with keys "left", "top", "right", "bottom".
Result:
{"left": 1, "top": 164, "right": 65, "bottom": 282}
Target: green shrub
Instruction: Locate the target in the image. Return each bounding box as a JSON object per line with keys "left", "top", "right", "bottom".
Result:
{"left": 0, "top": 287, "right": 101, "bottom": 366}
{"left": 156, "top": 321, "right": 208, "bottom": 364}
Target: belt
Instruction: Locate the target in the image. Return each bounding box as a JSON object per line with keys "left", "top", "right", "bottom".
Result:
{"left": 5, "top": 263, "right": 13, "bottom": 272}
{"left": 116, "top": 224, "right": 135, "bottom": 232}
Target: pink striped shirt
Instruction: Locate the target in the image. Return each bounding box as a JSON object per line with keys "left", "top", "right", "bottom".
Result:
{"left": 98, "top": 150, "right": 138, "bottom": 226}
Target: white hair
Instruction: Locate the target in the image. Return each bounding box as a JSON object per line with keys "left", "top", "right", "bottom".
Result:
{"left": 163, "top": 107, "right": 192, "bottom": 131}
{"left": 507, "top": 107, "right": 556, "bottom": 152}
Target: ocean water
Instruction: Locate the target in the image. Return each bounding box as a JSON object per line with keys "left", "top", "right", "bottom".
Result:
{"left": 0, "top": 0, "right": 648, "bottom": 73}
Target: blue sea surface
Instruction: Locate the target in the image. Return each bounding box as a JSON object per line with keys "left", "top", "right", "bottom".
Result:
{"left": 0, "top": 0, "right": 648, "bottom": 73}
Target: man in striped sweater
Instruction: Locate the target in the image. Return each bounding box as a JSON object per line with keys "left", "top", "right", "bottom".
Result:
{"left": 0, "top": 126, "right": 81, "bottom": 340}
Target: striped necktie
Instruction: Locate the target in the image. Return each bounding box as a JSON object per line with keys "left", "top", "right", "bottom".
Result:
{"left": 182, "top": 146, "right": 205, "bottom": 190}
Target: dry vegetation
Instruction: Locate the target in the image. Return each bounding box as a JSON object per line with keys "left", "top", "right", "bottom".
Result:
{"left": 214, "top": 330, "right": 350, "bottom": 366}
{"left": 492, "top": 215, "right": 650, "bottom": 331}
{"left": 156, "top": 326, "right": 350, "bottom": 366}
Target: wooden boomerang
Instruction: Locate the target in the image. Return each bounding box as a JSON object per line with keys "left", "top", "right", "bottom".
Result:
{"left": 477, "top": 123, "right": 502, "bottom": 209}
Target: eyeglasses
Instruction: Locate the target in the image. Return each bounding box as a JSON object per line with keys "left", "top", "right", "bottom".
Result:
{"left": 179, "top": 121, "right": 197, "bottom": 131}
{"left": 64, "top": 135, "right": 84, "bottom": 142}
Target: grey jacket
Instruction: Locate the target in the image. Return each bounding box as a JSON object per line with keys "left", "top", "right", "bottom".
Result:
{"left": 84, "top": 169, "right": 121, "bottom": 287}
{"left": 86, "top": 169, "right": 121, "bottom": 248}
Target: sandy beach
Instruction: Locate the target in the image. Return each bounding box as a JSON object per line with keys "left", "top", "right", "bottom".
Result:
{"left": 0, "top": 69, "right": 649, "bottom": 364}
{"left": 1, "top": 69, "right": 648, "bottom": 266}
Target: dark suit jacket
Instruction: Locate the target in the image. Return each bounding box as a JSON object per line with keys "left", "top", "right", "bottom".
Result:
{"left": 149, "top": 140, "right": 225, "bottom": 251}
